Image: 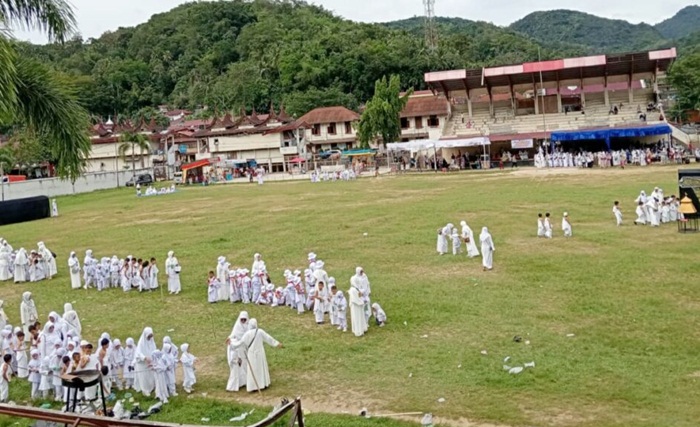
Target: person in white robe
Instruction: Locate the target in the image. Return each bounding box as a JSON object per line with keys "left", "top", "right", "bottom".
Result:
{"left": 537, "top": 214, "right": 545, "bottom": 237}
{"left": 149, "top": 258, "right": 159, "bottom": 290}
{"left": 436, "top": 227, "right": 448, "bottom": 255}
{"left": 460, "top": 220, "right": 480, "bottom": 257}
{"left": 68, "top": 252, "right": 81, "bottom": 290}
{"left": 544, "top": 213, "right": 553, "bottom": 238}
{"left": 562, "top": 213, "right": 572, "bottom": 237}
{"left": 348, "top": 286, "right": 368, "bottom": 337}
{"left": 37, "top": 242, "right": 57, "bottom": 279}
{"left": 83, "top": 250, "right": 95, "bottom": 289}
{"left": 0, "top": 241, "right": 12, "bottom": 281}
{"left": 226, "top": 311, "right": 249, "bottom": 392}
{"left": 330, "top": 286, "right": 347, "bottom": 332}
{"left": 612, "top": 202, "right": 623, "bottom": 226}
{"left": 479, "top": 227, "right": 495, "bottom": 271}
{"left": 134, "top": 327, "right": 157, "bottom": 396}
{"left": 371, "top": 303, "right": 387, "bottom": 327}
{"left": 180, "top": 343, "right": 197, "bottom": 394}
{"left": 634, "top": 201, "right": 647, "bottom": 225}
{"left": 646, "top": 198, "right": 660, "bottom": 227}
{"left": 165, "top": 251, "right": 181, "bottom": 294}
{"left": 216, "top": 256, "right": 230, "bottom": 301}
{"left": 20, "top": 292, "right": 38, "bottom": 336}
{"left": 151, "top": 350, "right": 170, "bottom": 403}
{"left": 313, "top": 281, "right": 330, "bottom": 324}
{"left": 51, "top": 199, "right": 58, "bottom": 217}
{"left": 350, "top": 267, "right": 371, "bottom": 322}
{"left": 13, "top": 248, "right": 29, "bottom": 283}
{"left": 230, "top": 319, "right": 282, "bottom": 392}
{"left": 63, "top": 310, "right": 82, "bottom": 337}
{"left": 0, "top": 300, "right": 7, "bottom": 332}
{"left": 207, "top": 272, "right": 220, "bottom": 303}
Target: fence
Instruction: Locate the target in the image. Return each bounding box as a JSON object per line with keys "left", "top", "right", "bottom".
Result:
{"left": 0, "top": 169, "right": 152, "bottom": 202}
{"left": 0, "top": 397, "right": 304, "bottom": 427}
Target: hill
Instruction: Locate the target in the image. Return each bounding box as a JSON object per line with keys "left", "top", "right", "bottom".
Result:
{"left": 655, "top": 5, "right": 700, "bottom": 39}
{"left": 510, "top": 9, "right": 665, "bottom": 53}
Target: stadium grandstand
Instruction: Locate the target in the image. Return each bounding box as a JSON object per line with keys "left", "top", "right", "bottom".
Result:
{"left": 419, "top": 48, "right": 693, "bottom": 161}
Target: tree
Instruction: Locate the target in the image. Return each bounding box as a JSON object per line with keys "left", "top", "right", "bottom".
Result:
{"left": 1, "top": 0, "right": 91, "bottom": 182}
{"left": 357, "top": 75, "right": 412, "bottom": 148}
{"left": 118, "top": 131, "right": 151, "bottom": 176}
{"left": 669, "top": 53, "right": 700, "bottom": 115}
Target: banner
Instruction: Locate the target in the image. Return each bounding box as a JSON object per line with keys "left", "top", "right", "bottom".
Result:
{"left": 511, "top": 139, "right": 534, "bottom": 149}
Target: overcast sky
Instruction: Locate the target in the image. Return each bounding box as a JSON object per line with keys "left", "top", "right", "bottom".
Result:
{"left": 10, "top": 0, "right": 698, "bottom": 44}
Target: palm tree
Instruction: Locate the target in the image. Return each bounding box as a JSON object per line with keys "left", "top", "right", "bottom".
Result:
{"left": 118, "top": 131, "right": 151, "bottom": 178}
{"left": 1, "top": 0, "right": 91, "bottom": 182}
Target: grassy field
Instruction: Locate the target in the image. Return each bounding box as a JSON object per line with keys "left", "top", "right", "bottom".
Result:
{"left": 1, "top": 165, "right": 699, "bottom": 427}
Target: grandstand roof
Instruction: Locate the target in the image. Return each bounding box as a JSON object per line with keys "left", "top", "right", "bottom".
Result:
{"left": 425, "top": 48, "right": 676, "bottom": 94}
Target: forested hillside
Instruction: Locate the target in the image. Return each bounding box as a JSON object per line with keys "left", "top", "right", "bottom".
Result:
{"left": 16, "top": 0, "right": 700, "bottom": 120}
{"left": 655, "top": 5, "right": 700, "bottom": 39}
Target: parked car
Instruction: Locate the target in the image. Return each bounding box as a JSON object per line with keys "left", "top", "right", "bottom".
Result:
{"left": 319, "top": 149, "right": 343, "bottom": 160}
{"left": 125, "top": 174, "right": 154, "bottom": 187}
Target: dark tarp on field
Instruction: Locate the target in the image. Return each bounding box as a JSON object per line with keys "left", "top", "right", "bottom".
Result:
{"left": 679, "top": 169, "right": 700, "bottom": 215}
{"left": 0, "top": 196, "right": 50, "bottom": 226}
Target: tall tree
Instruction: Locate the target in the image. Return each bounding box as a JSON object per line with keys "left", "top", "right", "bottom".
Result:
{"left": 0, "top": 0, "right": 91, "bottom": 181}
{"left": 669, "top": 53, "right": 700, "bottom": 115}
{"left": 357, "top": 75, "right": 412, "bottom": 148}
{"left": 118, "top": 131, "right": 151, "bottom": 176}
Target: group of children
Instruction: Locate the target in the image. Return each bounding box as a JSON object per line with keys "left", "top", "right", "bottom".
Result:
{"left": 0, "top": 239, "right": 58, "bottom": 284}
{"left": 207, "top": 253, "right": 387, "bottom": 333}
{"left": 632, "top": 187, "right": 682, "bottom": 227}
{"left": 68, "top": 250, "right": 182, "bottom": 294}
{"left": 0, "top": 301, "right": 197, "bottom": 405}
{"left": 537, "top": 213, "right": 573, "bottom": 238}
{"left": 136, "top": 183, "right": 176, "bottom": 197}
{"left": 436, "top": 221, "right": 481, "bottom": 257}
{"left": 309, "top": 169, "right": 357, "bottom": 183}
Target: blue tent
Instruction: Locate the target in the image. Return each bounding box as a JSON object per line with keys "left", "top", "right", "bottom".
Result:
{"left": 550, "top": 124, "right": 672, "bottom": 150}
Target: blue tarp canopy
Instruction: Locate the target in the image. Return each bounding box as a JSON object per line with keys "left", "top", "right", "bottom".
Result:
{"left": 551, "top": 124, "right": 672, "bottom": 144}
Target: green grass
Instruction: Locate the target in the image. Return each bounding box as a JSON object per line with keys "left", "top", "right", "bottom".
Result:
{"left": 2, "top": 165, "right": 700, "bottom": 427}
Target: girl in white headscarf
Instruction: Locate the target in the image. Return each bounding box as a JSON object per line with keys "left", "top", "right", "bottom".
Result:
{"left": 180, "top": 343, "right": 197, "bottom": 393}
{"left": 20, "top": 292, "right": 38, "bottom": 336}
{"left": 460, "top": 221, "right": 480, "bottom": 258}
{"left": 38, "top": 322, "right": 59, "bottom": 358}
{"left": 436, "top": 227, "right": 447, "bottom": 255}
{"left": 151, "top": 350, "right": 170, "bottom": 403}
{"left": 14, "top": 248, "right": 29, "bottom": 283}
{"left": 0, "top": 241, "right": 12, "bottom": 281}
{"left": 63, "top": 310, "right": 82, "bottom": 337}
{"left": 67, "top": 252, "right": 81, "bottom": 289}
{"left": 165, "top": 251, "right": 181, "bottom": 295}
{"left": 134, "top": 327, "right": 157, "bottom": 396}
{"left": 0, "top": 300, "right": 7, "bottom": 332}
{"left": 479, "top": 227, "right": 495, "bottom": 271}
{"left": 371, "top": 303, "right": 387, "bottom": 327}
{"left": 161, "top": 343, "right": 177, "bottom": 396}
{"left": 226, "top": 311, "right": 249, "bottom": 392}
{"left": 37, "top": 242, "right": 57, "bottom": 279}
{"left": 123, "top": 337, "right": 136, "bottom": 389}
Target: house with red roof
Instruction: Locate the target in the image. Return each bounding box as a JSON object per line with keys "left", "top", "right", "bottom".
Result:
{"left": 399, "top": 92, "right": 450, "bottom": 141}
{"left": 87, "top": 116, "right": 163, "bottom": 174}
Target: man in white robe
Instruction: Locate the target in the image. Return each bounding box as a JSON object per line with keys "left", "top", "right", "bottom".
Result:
{"left": 350, "top": 267, "right": 371, "bottom": 322}
{"left": 134, "top": 327, "right": 157, "bottom": 396}
{"left": 226, "top": 311, "right": 249, "bottom": 392}
{"left": 165, "top": 251, "right": 181, "bottom": 294}
{"left": 348, "top": 286, "right": 368, "bottom": 337}
{"left": 460, "top": 220, "right": 480, "bottom": 257}
{"left": 230, "top": 319, "right": 282, "bottom": 392}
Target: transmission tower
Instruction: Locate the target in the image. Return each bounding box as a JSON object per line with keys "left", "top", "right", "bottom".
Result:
{"left": 423, "top": 0, "right": 438, "bottom": 51}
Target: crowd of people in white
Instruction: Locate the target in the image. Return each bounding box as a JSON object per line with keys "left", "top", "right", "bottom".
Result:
{"left": 208, "top": 253, "right": 387, "bottom": 337}
{"left": 309, "top": 169, "right": 357, "bottom": 182}
{"left": 66, "top": 250, "right": 182, "bottom": 294}
{"left": 0, "top": 295, "right": 197, "bottom": 404}
{"left": 632, "top": 187, "right": 681, "bottom": 227}
{"left": 533, "top": 142, "right": 688, "bottom": 169}
{"left": 0, "top": 240, "right": 57, "bottom": 284}
{"left": 537, "top": 213, "right": 573, "bottom": 238}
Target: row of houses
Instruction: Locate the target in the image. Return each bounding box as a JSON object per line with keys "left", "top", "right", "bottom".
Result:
{"left": 87, "top": 91, "right": 451, "bottom": 175}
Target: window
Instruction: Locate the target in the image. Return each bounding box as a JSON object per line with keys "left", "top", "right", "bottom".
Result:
{"left": 400, "top": 117, "right": 409, "bottom": 129}
{"left": 327, "top": 123, "right": 337, "bottom": 135}
{"left": 312, "top": 124, "right": 321, "bottom": 136}
{"left": 415, "top": 117, "right": 423, "bottom": 129}
{"left": 428, "top": 115, "right": 439, "bottom": 127}
{"left": 345, "top": 122, "right": 353, "bottom": 134}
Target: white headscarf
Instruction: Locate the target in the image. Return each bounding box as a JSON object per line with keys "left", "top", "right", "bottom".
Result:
{"left": 136, "top": 327, "right": 157, "bottom": 359}
{"left": 231, "top": 311, "right": 250, "bottom": 340}
{"left": 0, "top": 300, "right": 7, "bottom": 323}
{"left": 248, "top": 318, "right": 258, "bottom": 330}
{"left": 480, "top": 227, "right": 491, "bottom": 243}
{"left": 22, "top": 292, "right": 35, "bottom": 309}
{"left": 63, "top": 310, "right": 82, "bottom": 336}
{"left": 15, "top": 248, "right": 28, "bottom": 265}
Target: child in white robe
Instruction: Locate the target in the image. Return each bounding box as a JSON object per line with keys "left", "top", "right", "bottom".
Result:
{"left": 180, "top": 343, "right": 196, "bottom": 394}
{"left": 240, "top": 270, "right": 252, "bottom": 303}
{"left": 110, "top": 339, "right": 125, "bottom": 390}
{"left": 661, "top": 202, "right": 670, "bottom": 223}
{"left": 371, "top": 303, "right": 387, "bottom": 327}
{"left": 450, "top": 229, "right": 461, "bottom": 255}
{"left": 313, "top": 282, "right": 329, "bottom": 324}
{"left": 562, "top": 213, "right": 572, "bottom": 237}
{"left": 331, "top": 286, "right": 347, "bottom": 332}
{"left": 162, "top": 344, "right": 177, "bottom": 396}
{"left": 15, "top": 331, "right": 28, "bottom": 378}
{"left": 228, "top": 269, "right": 240, "bottom": 303}
{"left": 207, "top": 272, "right": 220, "bottom": 303}
{"left": 1, "top": 354, "right": 11, "bottom": 403}
{"left": 612, "top": 201, "right": 623, "bottom": 226}
{"left": 669, "top": 197, "right": 679, "bottom": 221}
{"left": 293, "top": 276, "right": 305, "bottom": 314}
{"left": 28, "top": 350, "right": 41, "bottom": 399}
{"left": 39, "top": 355, "right": 52, "bottom": 399}
{"left": 537, "top": 214, "right": 545, "bottom": 237}
{"left": 110, "top": 257, "right": 120, "bottom": 288}
{"left": 123, "top": 338, "right": 135, "bottom": 389}
{"left": 328, "top": 277, "right": 338, "bottom": 325}
{"left": 50, "top": 349, "right": 65, "bottom": 401}
{"left": 151, "top": 350, "right": 169, "bottom": 403}
{"left": 544, "top": 213, "right": 553, "bottom": 238}
{"left": 634, "top": 201, "right": 647, "bottom": 225}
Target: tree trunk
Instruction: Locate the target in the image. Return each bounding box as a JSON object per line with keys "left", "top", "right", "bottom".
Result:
{"left": 132, "top": 143, "right": 136, "bottom": 177}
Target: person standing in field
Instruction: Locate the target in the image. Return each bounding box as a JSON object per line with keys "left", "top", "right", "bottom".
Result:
{"left": 350, "top": 267, "right": 371, "bottom": 323}
{"left": 229, "top": 319, "right": 282, "bottom": 393}
{"left": 165, "top": 251, "right": 181, "bottom": 295}
{"left": 348, "top": 285, "right": 368, "bottom": 337}
{"left": 562, "top": 213, "right": 572, "bottom": 237}
{"left": 544, "top": 213, "right": 553, "bottom": 239}
{"left": 634, "top": 201, "right": 647, "bottom": 225}
{"left": 460, "top": 221, "right": 479, "bottom": 257}
{"left": 537, "top": 213, "right": 545, "bottom": 237}
{"left": 480, "top": 227, "right": 495, "bottom": 271}
{"left": 226, "top": 311, "right": 249, "bottom": 392}
{"left": 612, "top": 201, "right": 623, "bottom": 226}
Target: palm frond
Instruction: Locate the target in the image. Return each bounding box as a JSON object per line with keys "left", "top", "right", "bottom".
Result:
{"left": 0, "top": 34, "right": 16, "bottom": 121}
{"left": 12, "top": 56, "right": 90, "bottom": 181}
{"left": 0, "top": 0, "right": 76, "bottom": 42}
{"left": 0, "top": 146, "right": 15, "bottom": 171}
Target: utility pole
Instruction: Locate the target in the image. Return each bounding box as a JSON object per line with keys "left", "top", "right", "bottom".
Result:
{"left": 423, "top": 0, "right": 438, "bottom": 52}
